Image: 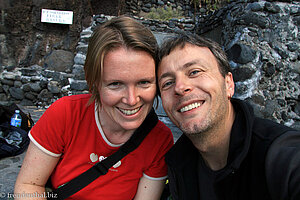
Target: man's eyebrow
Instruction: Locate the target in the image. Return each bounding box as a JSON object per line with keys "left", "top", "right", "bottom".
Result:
{"left": 182, "top": 60, "right": 198, "bottom": 69}
{"left": 158, "top": 71, "right": 173, "bottom": 82}
{"left": 158, "top": 60, "right": 200, "bottom": 82}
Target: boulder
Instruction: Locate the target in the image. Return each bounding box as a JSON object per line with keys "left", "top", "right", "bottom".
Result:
{"left": 45, "top": 50, "right": 74, "bottom": 72}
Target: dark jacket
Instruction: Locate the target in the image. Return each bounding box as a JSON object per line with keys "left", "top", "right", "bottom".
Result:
{"left": 165, "top": 99, "right": 300, "bottom": 200}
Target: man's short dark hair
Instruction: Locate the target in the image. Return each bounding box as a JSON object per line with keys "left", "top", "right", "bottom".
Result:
{"left": 157, "top": 33, "right": 232, "bottom": 78}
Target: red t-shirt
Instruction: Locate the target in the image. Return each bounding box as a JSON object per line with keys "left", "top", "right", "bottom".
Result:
{"left": 29, "top": 94, "right": 173, "bottom": 199}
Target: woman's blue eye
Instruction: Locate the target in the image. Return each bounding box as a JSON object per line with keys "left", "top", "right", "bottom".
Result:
{"left": 139, "top": 81, "right": 149, "bottom": 85}
{"left": 108, "top": 82, "right": 120, "bottom": 87}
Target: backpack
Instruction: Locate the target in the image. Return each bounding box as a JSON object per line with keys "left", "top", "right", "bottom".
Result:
{"left": 0, "top": 103, "right": 34, "bottom": 132}
{"left": 0, "top": 103, "right": 34, "bottom": 158}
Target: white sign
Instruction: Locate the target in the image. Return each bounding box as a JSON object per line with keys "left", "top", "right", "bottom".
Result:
{"left": 41, "top": 9, "right": 73, "bottom": 25}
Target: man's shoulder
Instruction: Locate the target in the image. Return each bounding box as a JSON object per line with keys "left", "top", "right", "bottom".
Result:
{"left": 252, "top": 117, "right": 296, "bottom": 140}
{"left": 265, "top": 124, "right": 300, "bottom": 200}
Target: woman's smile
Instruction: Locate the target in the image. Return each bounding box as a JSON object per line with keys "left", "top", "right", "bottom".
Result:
{"left": 98, "top": 47, "right": 156, "bottom": 133}
{"left": 117, "top": 105, "right": 142, "bottom": 116}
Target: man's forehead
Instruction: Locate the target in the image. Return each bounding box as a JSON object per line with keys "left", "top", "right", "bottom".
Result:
{"left": 159, "top": 45, "right": 213, "bottom": 68}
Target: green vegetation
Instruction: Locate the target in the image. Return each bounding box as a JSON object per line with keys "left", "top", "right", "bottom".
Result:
{"left": 141, "top": 0, "right": 231, "bottom": 21}
{"left": 143, "top": 6, "right": 183, "bottom": 21}
{"left": 191, "top": 0, "right": 231, "bottom": 12}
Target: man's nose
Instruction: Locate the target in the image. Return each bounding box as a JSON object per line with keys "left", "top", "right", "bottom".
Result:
{"left": 122, "top": 87, "right": 140, "bottom": 105}
{"left": 174, "top": 77, "right": 192, "bottom": 96}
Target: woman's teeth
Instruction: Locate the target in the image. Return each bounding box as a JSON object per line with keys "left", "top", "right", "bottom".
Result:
{"left": 119, "top": 107, "right": 140, "bottom": 115}
{"left": 180, "top": 102, "right": 201, "bottom": 113}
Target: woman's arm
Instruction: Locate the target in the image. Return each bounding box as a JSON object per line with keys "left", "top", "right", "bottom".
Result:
{"left": 14, "top": 142, "right": 60, "bottom": 200}
{"left": 133, "top": 176, "right": 165, "bottom": 200}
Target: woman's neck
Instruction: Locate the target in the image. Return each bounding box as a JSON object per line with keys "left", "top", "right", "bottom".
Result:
{"left": 97, "top": 109, "right": 134, "bottom": 145}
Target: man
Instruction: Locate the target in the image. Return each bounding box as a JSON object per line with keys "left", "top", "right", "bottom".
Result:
{"left": 157, "top": 33, "right": 300, "bottom": 200}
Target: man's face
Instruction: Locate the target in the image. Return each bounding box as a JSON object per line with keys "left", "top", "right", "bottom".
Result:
{"left": 158, "top": 44, "right": 234, "bottom": 135}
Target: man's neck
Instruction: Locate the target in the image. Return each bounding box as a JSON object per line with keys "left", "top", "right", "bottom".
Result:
{"left": 189, "top": 102, "right": 236, "bottom": 171}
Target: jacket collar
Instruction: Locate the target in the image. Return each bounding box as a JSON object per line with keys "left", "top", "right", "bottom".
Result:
{"left": 165, "top": 98, "right": 255, "bottom": 173}
{"left": 166, "top": 133, "right": 197, "bottom": 168}
{"left": 228, "top": 98, "right": 254, "bottom": 171}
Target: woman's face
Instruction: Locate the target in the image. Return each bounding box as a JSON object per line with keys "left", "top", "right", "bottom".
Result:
{"left": 98, "top": 47, "right": 156, "bottom": 133}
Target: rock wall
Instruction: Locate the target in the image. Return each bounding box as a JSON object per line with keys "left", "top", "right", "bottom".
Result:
{"left": 222, "top": 1, "right": 300, "bottom": 129}
{"left": 0, "top": 0, "right": 299, "bottom": 129}
{"left": 0, "top": 0, "right": 95, "bottom": 68}
{"left": 124, "top": 0, "right": 225, "bottom": 34}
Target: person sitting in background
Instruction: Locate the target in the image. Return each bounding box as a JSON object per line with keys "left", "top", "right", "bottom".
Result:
{"left": 157, "top": 33, "right": 300, "bottom": 200}
{"left": 14, "top": 16, "right": 173, "bottom": 200}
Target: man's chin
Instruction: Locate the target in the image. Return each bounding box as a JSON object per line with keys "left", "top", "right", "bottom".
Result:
{"left": 179, "top": 122, "right": 210, "bottom": 136}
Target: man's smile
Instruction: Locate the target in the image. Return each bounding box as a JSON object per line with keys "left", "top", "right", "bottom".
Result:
{"left": 178, "top": 101, "right": 204, "bottom": 113}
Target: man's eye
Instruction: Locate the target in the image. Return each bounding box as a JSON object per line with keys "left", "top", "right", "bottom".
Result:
{"left": 161, "top": 81, "right": 174, "bottom": 89}
{"left": 190, "top": 70, "right": 200, "bottom": 76}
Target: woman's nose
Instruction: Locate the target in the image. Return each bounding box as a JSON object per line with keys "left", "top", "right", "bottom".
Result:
{"left": 122, "top": 87, "right": 140, "bottom": 105}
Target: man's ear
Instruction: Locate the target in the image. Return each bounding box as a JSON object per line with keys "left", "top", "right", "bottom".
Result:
{"left": 225, "top": 72, "right": 235, "bottom": 99}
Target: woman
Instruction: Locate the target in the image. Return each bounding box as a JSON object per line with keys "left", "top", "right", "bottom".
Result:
{"left": 14, "top": 16, "right": 173, "bottom": 200}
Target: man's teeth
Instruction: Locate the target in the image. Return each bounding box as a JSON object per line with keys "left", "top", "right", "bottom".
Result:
{"left": 180, "top": 102, "right": 201, "bottom": 113}
{"left": 119, "top": 107, "right": 140, "bottom": 115}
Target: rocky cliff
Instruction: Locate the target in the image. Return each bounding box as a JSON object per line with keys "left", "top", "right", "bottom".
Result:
{"left": 0, "top": 0, "right": 299, "bottom": 129}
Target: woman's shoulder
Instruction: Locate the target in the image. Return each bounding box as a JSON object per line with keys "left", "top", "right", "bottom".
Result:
{"left": 150, "top": 120, "right": 173, "bottom": 141}
{"left": 156, "top": 120, "right": 172, "bottom": 132}
{"left": 58, "top": 93, "right": 92, "bottom": 103}
{"left": 41, "top": 94, "right": 93, "bottom": 120}
{"left": 49, "top": 94, "right": 92, "bottom": 108}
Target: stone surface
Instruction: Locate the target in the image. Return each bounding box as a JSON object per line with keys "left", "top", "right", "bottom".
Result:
{"left": 227, "top": 43, "right": 256, "bottom": 64}
{"left": 0, "top": 3, "right": 299, "bottom": 199}
{"left": 8, "top": 87, "right": 24, "bottom": 100}
{"left": 44, "top": 50, "right": 74, "bottom": 72}
{"left": 0, "top": 0, "right": 299, "bottom": 128}
{"left": 222, "top": 0, "right": 300, "bottom": 128}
